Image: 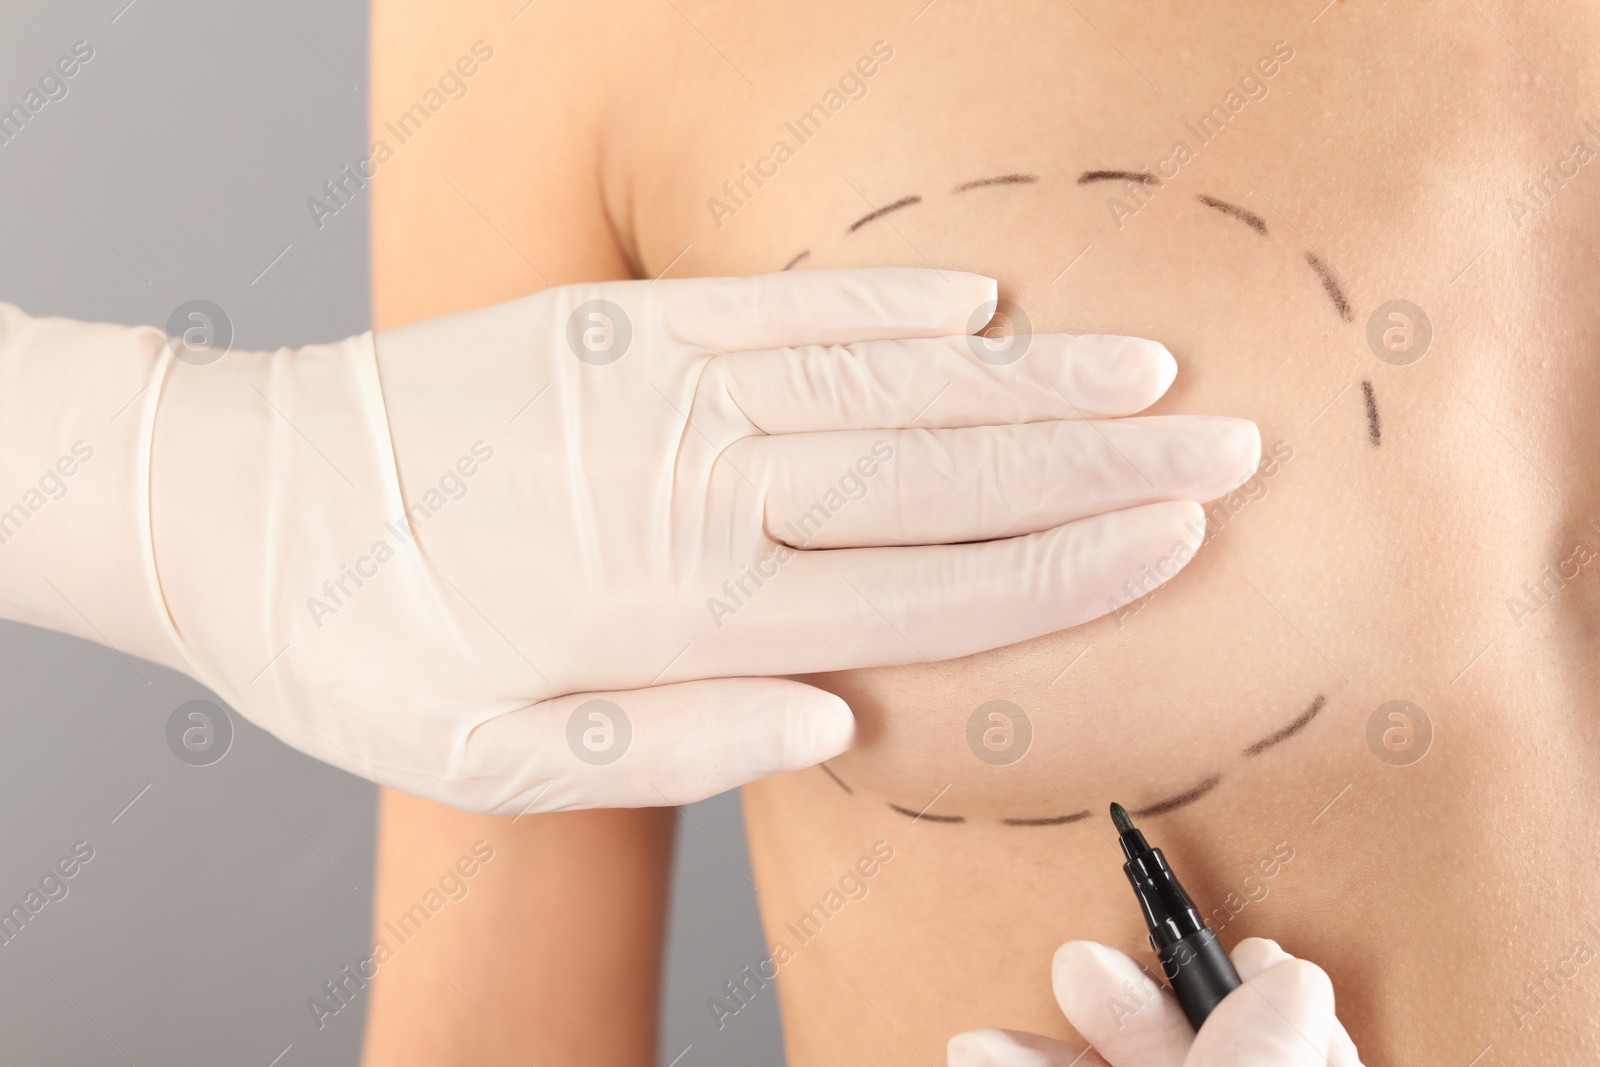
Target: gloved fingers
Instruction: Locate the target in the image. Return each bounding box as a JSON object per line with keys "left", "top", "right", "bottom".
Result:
{"left": 652, "top": 268, "right": 996, "bottom": 352}
{"left": 947, "top": 1027, "right": 1112, "bottom": 1067}
{"left": 1228, "top": 940, "right": 1365, "bottom": 1067}
{"left": 740, "top": 417, "right": 1258, "bottom": 549}
{"left": 1186, "top": 958, "right": 1336, "bottom": 1067}
{"left": 451, "top": 678, "right": 854, "bottom": 815}
{"left": 1326, "top": 1013, "right": 1364, "bottom": 1067}
{"left": 707, "top": 332, "right": 1176, "bottom": 433}
{"left": 1228, "top": 937, "right": 1293, "bottom": 981}
{"left": 1052, "top": 941, "right": 1194, "bottom": 1067}
{"left": 714, "top": 501, "right": 1204, "bottom": 674}
{"left": 1327, "top": 1019, "right": 1363, "bottom": 1065}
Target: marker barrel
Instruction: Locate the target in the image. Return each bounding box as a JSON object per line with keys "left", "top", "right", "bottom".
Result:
{"left": 1159, "top": 927, "right": 1241, "bottom": 1030}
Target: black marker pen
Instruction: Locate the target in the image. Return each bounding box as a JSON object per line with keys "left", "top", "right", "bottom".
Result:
{"left": 1109, "top": 803, "right": 1241, "bottom": 1030}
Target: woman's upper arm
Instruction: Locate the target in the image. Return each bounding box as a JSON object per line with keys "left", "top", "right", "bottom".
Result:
{"left": 369, "top": 0, "right": 637, "bottom": 329}
{"left": 363, "top": 4, "right": 667, "bottom": 1066}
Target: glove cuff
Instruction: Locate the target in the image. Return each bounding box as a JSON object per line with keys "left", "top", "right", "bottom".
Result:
{"left": 0, "top": 302, "right": 192, "bottom": 671}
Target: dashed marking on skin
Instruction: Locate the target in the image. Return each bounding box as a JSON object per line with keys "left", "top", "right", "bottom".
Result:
{"left": 1079, "top": 169, "right": 1157, "bottom": 185}
{"left": 1362, "top": 380, "right": 1381, "bottom": 445}
{"left": 1002, "top": 811, "right": 1092, "bottom": 826}
{"left": 1131, "top": 774, "right": 1224, "bottom": 817}
{"left": 820, "top": 762, "right": 853, "bottom": 794}
{"left": 820, "top": 693, "right": 1330, "bottom": 826}
{"left": 1243, "top": 695, "right": 1326, "bottom": 756}
{"left": 847, "top": 195, "right": 923, "bottom": 233}
{"left": 888, "top": 803, "right": 965, "bottom": 823}
{"left": 955, "top": 174, "right": 1039, "bottom": 192}
{"left": 1306, "top": 251, "right": 1354, "bottom": 321}
{"left": 1197, "top": 194, "right": 1269, "bottom": 236}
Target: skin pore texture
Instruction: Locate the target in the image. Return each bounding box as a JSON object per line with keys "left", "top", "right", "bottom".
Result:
{"left": 363, "top": 3, "right": 1600, "bottom": 1065}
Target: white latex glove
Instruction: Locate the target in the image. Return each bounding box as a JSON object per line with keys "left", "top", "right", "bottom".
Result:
{"left": 0, "top": 269, "right": 1258, "bottom": 813}
{"left": 948, "top": 939, "right": 1364, "bottom": 1067}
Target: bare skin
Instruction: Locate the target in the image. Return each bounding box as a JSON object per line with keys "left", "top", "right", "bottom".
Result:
{"left": 367, "top": 2, "right": 1600, "bottom": 1064}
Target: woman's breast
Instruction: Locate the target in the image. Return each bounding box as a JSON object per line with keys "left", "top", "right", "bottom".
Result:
{"left": 609, "top": 4, "right": 1600, "bottom": 1062}
{"left": 614, "top": 14, "right": 1593, "bottom": 819}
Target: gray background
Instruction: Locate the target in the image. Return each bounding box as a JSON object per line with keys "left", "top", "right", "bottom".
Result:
{"left": 0, "top": 1, "right": 779, "bottom": 1063}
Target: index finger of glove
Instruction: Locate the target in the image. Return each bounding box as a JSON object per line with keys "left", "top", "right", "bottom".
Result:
{"left": 653, "top": 268, "right": 997, "bottom": 352}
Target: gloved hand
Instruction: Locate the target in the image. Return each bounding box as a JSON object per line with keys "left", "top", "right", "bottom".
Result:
{"left": 948, "top": 938, "right": 1364, "bottom": 1067}
{"left": 0, "top": 269, "right": 1258, "bottom": 814}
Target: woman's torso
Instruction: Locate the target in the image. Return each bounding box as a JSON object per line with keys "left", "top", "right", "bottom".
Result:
{"left": 604, "top": 4, "right": 1600, "bottom": 1062}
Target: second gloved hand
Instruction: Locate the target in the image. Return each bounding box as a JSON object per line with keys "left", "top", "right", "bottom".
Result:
{"left": 948, "top": 938, "right": 1364, "bottom": 1067}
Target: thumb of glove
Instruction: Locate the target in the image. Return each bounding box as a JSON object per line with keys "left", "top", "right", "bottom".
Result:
{"left": 1186, "top": 957, "right": 1335, "bottom": 1067}
{"left": 388, "top": 677, "right": 856, "bottom": 815}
